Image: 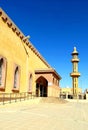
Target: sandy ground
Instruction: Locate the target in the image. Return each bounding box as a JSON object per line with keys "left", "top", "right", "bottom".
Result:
{"left": 0, "top": 98, "right": 88, "bottom": 130}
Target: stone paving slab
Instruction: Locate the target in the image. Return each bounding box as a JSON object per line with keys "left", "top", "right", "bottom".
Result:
{"left": 0, "top": 99, "right": 88, "bottom": 130}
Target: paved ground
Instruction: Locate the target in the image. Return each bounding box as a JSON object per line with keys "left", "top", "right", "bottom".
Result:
{"left": 0, "top": 98, "right": 88, "bottom": 130}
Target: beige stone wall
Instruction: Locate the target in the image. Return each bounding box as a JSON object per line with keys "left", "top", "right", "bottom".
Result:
{"left": 48, "top": 86, "right": 60, "bottom": 97}
{"left": 61, "top": 87, "right": 82, "bottom": 95}
{"left": 61, "top": 88, "right": 72, "bottom": 94}
{"left": 0, "top": 8, "right": 61, "bottom": 97}
{"left": 0, "top": 16, "right": 49, "bottom": 93}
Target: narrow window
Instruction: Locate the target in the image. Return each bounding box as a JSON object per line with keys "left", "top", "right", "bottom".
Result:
{"left": 0, "top": 58, "right": 3, "bottom": 85}
{"left": 28, "top": 74, "right": 32, "bottom": 93}
{"left": 14, "top": 66, "right": 19, "bottom": 88}
{"left": 0, "top": 57, "right": 7, "bottom": 91}
{"left": 13, "top": 65, "right": 20, "bottom": 92}
{"left": 53, "top": 78, "right": 54, "bottom": 84}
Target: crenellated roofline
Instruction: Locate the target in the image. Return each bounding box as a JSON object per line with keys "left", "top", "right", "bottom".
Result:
{"left": 0, "top": 8, "right": 51, "bottom": 68}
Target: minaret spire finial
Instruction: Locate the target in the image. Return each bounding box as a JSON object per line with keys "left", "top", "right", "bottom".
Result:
{"left": 74, "top": 47, "right": 76, "bottom": 51}
{"left": 72, "top": 46, "right": 78, "bottom": 55}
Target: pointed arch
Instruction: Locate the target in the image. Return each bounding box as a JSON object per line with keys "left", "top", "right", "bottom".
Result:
{"left": 12, "top": 65, "right": 20, "bottom": 92}
{"left": 14, "top": 66, "right": 19, "bottom": 88}
{"left": 0, "top": 58, "right": 3, "bottom": 85}
{"left": 36, "top": 76, "right": 48, "bottom": 97}
{"left": 28, "top": 73, "right": 32, "bottom": 93}
{"left": 0, "top": 56, "right": 7, "bottom": 91}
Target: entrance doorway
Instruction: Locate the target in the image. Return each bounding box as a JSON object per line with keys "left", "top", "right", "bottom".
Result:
{"left": 36, "top": 76, "right": 48, "bottom": 97}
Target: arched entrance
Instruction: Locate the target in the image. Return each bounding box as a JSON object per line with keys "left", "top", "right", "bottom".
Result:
{"left": 36, "top": 76, "right": 48, "bottom": 97}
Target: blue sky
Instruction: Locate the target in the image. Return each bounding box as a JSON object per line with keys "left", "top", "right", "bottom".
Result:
{"left": 0, "top": 0, "right": 88, "bottom": 92}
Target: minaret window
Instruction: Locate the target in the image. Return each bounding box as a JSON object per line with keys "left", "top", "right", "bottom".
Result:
{"left": 53, "top": 78, "right": 54, "bottom": 84}
{"left": 73, "top": 63, "right": 76, "bottom": 72}
{"left": 73, "top": 55, "right": 77, "bottom": 59}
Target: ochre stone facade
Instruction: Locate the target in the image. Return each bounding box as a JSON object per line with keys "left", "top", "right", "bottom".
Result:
{"left": 60, "top": 87, "right": 82, "bottom": 95}
{"left": 0, "top": 8, "right": 61, "bottom": 97}
{"left": 60, "top": 87, "right": 82, "bottom": 99}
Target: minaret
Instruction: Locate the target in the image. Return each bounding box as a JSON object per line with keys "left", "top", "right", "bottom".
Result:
{"left": 70, "top": 47, "right": 80, "bottom": 98}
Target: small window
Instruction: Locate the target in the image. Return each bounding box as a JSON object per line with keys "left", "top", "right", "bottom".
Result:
{"left": 13, "top": 65, "right": 20, "bottom": 92}
{"left": 28, "top": 74, "right": 32, "bottom": 93}
{"left": 53, "top": 78, "right": 54, "bottom": 84}
{"left": 0, "top": 58, "right": 3, "bottom": 85}
{"left": 14, "top": 66, "right": 19, "bottom": 88}
{"left": 0, "top": 56, "right": 7, "bottom": 91}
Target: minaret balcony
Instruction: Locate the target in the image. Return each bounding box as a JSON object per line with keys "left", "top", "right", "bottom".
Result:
{"left": 70, "top": 72, "right": 80, "bottom": 77}
{"left": 71, "top": 59, "right": 79, "bottom": 62}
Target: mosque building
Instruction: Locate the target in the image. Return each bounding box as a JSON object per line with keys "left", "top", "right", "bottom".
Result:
{"left": 0, "top": 8, "right": 61, "bottom": 97}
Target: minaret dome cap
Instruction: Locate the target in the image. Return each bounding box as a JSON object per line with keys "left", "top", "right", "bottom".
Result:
{"left": 72, "top": 47, "right": 78, "bottom": 55}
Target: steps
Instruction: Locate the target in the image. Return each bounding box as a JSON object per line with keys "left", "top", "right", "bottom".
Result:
{"left": 39, "top": 97, "right": 68, "bottom": 104}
